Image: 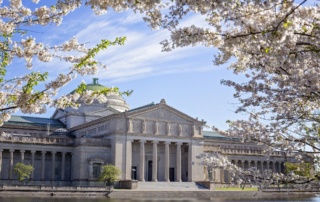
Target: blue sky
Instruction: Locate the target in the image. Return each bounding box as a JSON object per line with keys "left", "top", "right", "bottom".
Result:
{"left": 12, "top": 5, "right": 249, "bottom": 130}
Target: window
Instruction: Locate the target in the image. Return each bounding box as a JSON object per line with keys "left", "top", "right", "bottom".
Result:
{"left": 92, "top": 163, "right": 101, "bottom": 178}
{"left": 208, "top": 170, "right": 213, "bottom": 181}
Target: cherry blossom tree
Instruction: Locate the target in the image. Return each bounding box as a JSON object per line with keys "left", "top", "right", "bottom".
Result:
{"left": 1, "top": 0, "right": 320, "bottom": 178}
{"left": 199, "top": 153, "right": 314, "bottom": 189}
{"left": 157, "top": 0, "right": 320, "bottom": 156}
{"left": 0, "top": 0, "right": 140, "bottom": 125}
{"left": 137, "top": 0, "right": 320, "bottom": 186}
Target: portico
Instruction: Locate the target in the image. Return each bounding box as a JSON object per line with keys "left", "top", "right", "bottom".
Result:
{"left": 128, "top": 140, "right": 191, "bottom": 182}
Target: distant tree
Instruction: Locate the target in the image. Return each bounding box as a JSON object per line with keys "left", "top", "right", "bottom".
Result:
{"left": 13, "top": 163, "right": 34, "bottom": 182}
{"left": 285, "top": 162, "right": 313, "bottom": 178}
{"left": 98, "top": 164, "right": 121, "bottom": 190}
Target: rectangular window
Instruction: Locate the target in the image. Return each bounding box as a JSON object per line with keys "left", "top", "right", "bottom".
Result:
{"left": 92, "top": 163, "right": 101, "bottom": 178}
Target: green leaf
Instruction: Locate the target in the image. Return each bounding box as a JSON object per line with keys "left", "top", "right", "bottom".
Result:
{"left": 265, "top": 47, "right": 270, "bottom": 53}
{"left": 283, "top": 20, "right": 292, "bottom": 28}
{"left": 302, "top": 25, "right": 308, "bottom": 33}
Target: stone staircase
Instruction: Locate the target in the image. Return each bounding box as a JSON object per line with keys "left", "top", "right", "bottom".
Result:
{"left": 136, "top": 182, "right": 208, "bottom": 191}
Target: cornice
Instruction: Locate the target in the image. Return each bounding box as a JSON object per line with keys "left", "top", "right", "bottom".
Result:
{"left": 126, "top": 101, "right": 206, "bottom": 126}
{"left": 69, "top": 113, "right": 125, "bottom": 132}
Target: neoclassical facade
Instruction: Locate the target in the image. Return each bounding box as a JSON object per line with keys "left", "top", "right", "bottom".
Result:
{"left": 0, "top": 79, "right": 286, "bottom": 185}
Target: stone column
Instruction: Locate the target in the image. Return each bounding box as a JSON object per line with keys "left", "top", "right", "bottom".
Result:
{"left": 71, "top": 153, "right": 74, "bottom": 180}
{"left": 20, "top": 150, "right": 25, "bottom": 163}
{"left": 125, "top": 139, "right": 133, "bottom": 180}
{"left": 9, "top": 149, "right": 14, "bottom": 179}
{"left": 152, "top": 141, "right": 158, "bottom": 182}
{"left": 241, "top": 160, "right": 245, "bottom": 170}
{"left": 220, "top": 168, "right": 225, "bottom": 183}
{"left": 164, "top": 141, "right": 170, "bottom": 182}
{"left": 176, "top": 142, "right": 182, "bottom": 182}
{"left": 88, "top": 162, "right": 93, "bottom": 180}
{"left": 31, "top": 151, "right": 35, "bottom": 180}
{"left": 261, "top": 161, "right": 264, "bottom": 172}
{"left": 61, "top": 152, "right": 66, "bottom": 180}
{"left": 272, "top": 161, "right": 275, "bottom": 172}
{"left": 139, "top": 140, "right": 145, "bottom": 181}
{"left": 254, "top": 161, "right": 257, "bottom": 169}
{"left": 278, "top": 162, "right": 282, "bottom": 173}
{"left": 41, "top": 151, "right": 46, "bottom": 180}
{"left": 188, "top": 143, "right": 192, "bottom": 182}
{"left": 0, "top": 149, "right": 3, "bottom": 178}
{"left": 51, "top": 152, "right": 56, "bottom": 180}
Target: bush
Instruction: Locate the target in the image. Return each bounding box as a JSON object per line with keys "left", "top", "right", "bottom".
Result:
{"left": 13, "top": 163, "right": 34, "bottom": 182}
{"left": 98, "top": 164, "right": 121, "bottom": 185}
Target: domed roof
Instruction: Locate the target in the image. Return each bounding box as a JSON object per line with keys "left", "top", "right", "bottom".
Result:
{"left": 81, "top": 78, "right": 130, "bottom": 112}
{"left": 85, "top": 78, "right": 107, "bottom": 92}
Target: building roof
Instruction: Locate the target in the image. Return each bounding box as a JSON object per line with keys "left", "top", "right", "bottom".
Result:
{"left": 70, "top": 78, "right": 108, "bottom": 94}
{"left": 128, "top": 102, "right": 155, "bottom": 112}
{"left": 85, "top": 78, "right": 108, "bottom": 92}
{"left": 203, "top": 130, "right": 238, "bottom": 141}
{"left": 6, "top": 115, "right": 65, "bottom": 128}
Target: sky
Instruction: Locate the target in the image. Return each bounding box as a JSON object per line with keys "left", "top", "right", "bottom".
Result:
{"left": 12, "top": 3, "right": 250, "bottom": 131}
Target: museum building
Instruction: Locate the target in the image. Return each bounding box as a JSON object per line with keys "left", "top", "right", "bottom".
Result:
{"left": 0, "top": 79, "right": 286, "bottom": 185}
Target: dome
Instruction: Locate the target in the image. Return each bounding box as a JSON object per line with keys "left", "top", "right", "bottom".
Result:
{"left": 83, "top": 78, "right": 129, "bottom": 112}
{"left": 85, "top": 78, "right": 107, "bottom": 92}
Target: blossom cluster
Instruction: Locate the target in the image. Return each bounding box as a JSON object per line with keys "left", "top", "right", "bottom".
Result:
{"left": 0, "top": 0, "right": 129, "bottom": 125}
{"left": 198, "top": 152, "right": 311, "bottom": 188}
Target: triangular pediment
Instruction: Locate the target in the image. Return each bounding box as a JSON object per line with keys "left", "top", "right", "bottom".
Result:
{"left": 134, "top": 108, "right": 191, "bottom": 123}
{"left": 125, "top": 101, "right": 205, "bottom": 137}
{"left": 127, "top": 101, "right": 202, "bottom": 125}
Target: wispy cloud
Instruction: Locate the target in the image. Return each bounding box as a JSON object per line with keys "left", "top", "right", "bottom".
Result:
{"left": 32, "top": 9, "right": 217, "bottom": 85}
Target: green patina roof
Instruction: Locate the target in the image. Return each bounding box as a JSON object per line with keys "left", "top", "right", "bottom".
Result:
{"left": 203, "top": 131, "right": 238, "bottom": 141}
{"left": 70, "top": 78, "right": 108, "bottom": 94}
{"left": 5, "top": 115, "right": 65, "bottom": 128}
{"left": 85, "top": 78, "right": 107, "bottom": 91}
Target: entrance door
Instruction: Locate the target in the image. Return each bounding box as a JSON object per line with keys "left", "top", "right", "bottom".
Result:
{"left": 131, "top": 166, "right": 137, "bottom": 180}
{"left": 169, "top": 167, "right": 175, "bottom": 182}
{"left": 148, "top": 161, "right": 152, "bottom": 181}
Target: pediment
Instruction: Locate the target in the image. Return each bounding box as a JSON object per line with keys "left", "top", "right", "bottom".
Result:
{"left": 126, "top": 103, "right": 205, "bottom": 137}
{"left": 137, "top": 109, "right": 189, "bottom": 124}
{"left": 128, "top": 104, "right": 200, "bottom": 125}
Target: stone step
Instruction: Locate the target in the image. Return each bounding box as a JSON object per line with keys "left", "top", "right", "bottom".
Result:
{"left": 136, "top": 182, "right": 208, "bottom": 191}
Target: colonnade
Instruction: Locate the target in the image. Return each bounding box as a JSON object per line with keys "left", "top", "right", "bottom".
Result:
{"left": 0, "top": 149, "right": 72, "bottom": 181}
{"left": 134, "top": 140, "right": 189, "bottom": 182}
{"left": 211, "top": 160, "right": 285, "bottom": 183}
{"left": 232, "top": 159, "right": 284, "bottom": 173}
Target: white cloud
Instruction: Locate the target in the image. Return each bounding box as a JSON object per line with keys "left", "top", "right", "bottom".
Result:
{"left": 31, "top": 9, "right": 217, "bottom": 85}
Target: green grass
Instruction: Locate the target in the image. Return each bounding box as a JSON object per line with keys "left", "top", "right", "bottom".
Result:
{"left": 214, "top": 187, "right": 258, "bottom": 191}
